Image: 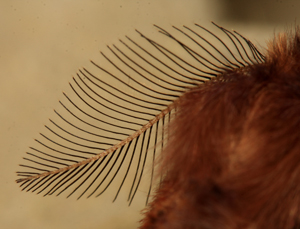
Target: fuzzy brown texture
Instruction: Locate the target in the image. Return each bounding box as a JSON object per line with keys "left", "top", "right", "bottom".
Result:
{"left": 140, "top": 28, "right": 300, "bottom": 228}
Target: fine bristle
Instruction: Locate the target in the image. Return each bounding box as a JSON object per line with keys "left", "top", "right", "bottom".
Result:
{"left": 267, "top": 26, "right": 300, "bottom": 73}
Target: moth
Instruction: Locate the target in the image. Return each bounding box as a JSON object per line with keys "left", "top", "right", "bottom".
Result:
{"left": 16, "top": 22, "right": 300, "bottom": 228}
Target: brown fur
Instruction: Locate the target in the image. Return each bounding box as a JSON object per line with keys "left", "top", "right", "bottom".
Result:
{"left": 141, "top": 28, "right": 300, "bottom": 228}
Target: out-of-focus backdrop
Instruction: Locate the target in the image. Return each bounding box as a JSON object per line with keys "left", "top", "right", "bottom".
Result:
{"left": 1, "top": 0, "right": 299, "bottom": 228}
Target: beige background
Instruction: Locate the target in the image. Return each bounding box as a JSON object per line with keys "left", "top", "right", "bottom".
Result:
{"left": 1, "top": 0, "right": 299, "bottom": 228}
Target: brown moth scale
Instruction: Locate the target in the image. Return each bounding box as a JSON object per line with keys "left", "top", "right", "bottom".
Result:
{"left": 16, "top": 23, "right": 300, "bottom": 228}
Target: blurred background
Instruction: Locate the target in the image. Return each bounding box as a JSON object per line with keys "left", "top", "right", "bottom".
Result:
{"left": 1, "top": 0, "right": 299, "bottom": 228}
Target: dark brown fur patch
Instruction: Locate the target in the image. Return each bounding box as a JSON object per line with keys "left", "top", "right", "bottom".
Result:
{"left": 141, "top": 28, "right": 300, "bottom": 229}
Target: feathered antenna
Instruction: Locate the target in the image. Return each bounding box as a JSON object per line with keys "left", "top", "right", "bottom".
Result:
{"left": 16, "top": 22, "right": 262, "bottom": 206}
